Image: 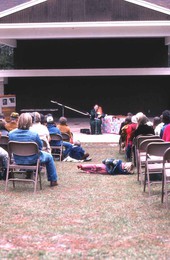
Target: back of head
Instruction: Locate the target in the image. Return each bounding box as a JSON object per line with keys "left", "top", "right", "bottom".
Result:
{"left": 153, "top": 116, "right": 161, "bottom": 127}
{"left": 31, "top": 112, "right": 41, "bottom": 123}
{"left": 0, "top": 113, "right": 5, "bottom": 120}
{"left": 18, "top": 113, "right": 32, "bottom": 130}
{"left": 59, "top": 116, "right": 67, "bottom": 125}
{"left": 10, "top": 112, "right": 19, "bottom": 121}
{"left": 138, "top": 114, "right": 149, "bottom": 125}
{"left": 125, "top": 116, "right": 132, "bottom": 124}
{"left": 162, "top": 110, "right": 170, "bottom": 124}
{"left": 46, "top": 114, "right": 54, "bottom": 124}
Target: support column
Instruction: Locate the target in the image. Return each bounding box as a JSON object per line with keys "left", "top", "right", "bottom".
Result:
{"left": 0, "top": 78, "right": 4, "bottom": 95}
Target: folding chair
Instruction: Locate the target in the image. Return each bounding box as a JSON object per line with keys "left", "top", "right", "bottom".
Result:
{"left": 50, "top": 133, "right": 63, "bottom": 161}
{"left": 161, "top": 147, "right": 170, "bottom": 209}
{"left": 5, "top": 141, "right": 42, "bottom": 193}
{"left": 144, "top": 141, "right": 170, "bottom": 196}
{"left": 137, "top": 138, "right": 164, "bottom": 184}
{"left": 61, "top": 132, "right": 70, "bottom": 142}
{"left": 133, "top": 135, "right": 161, "bottom": 182}
{"left": 0, "top": 135, "right": 9, "bottom": 152}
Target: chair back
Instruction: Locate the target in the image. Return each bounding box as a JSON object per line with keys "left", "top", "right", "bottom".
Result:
{"left": 0, "top": 135, "right": 9, "bottom": 152}
{"left": 49, "top": 133, "right": 63, "bottom": 161}
{"left": 8, "top": 141, "right": 39, "bottom": 157}
{"left": 61, "top": 132, "right": 70, "bottom": 142}
{"left": 5, "top": 141, "right": 42, "bottom": 193}
{"left": 146, "top": 142, "right": 170, "bottom": 157}
{"left": 135, "top": 135, "right": 161, "bottom": 150}
{"left": 50, "top": 133, "right": 63, "bottom": 142}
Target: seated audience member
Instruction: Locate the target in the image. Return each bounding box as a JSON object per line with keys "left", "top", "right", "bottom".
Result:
{"left": 133, "top": 114, "right": 155, "bottom": 138}
{"left": 30, "top": 112, "right": 51, "bottom": 153}
{"left": 124, "top": 115, "right": 138, "bottom": 161}
{"left": 162, "top": 122, "right": 170, "bottom": 141}
{"left": 0, "top": 118, "right": 9, "bottom": 136}
{"left": 77, "top": 158, "right": 134, "bottom": 175}
{"left": 160, "top": 110, "right": 170, "bottom": 138}
{"left": 46, "top": 114, "right": 72, "bottom": 158}
{"left": 57, "top": 116, "right": 73, "bottom": 143}
{"left": 5, "top": 112, "right": 19, "bottom": 132}
{"left": 8, "top": 112, "right": 58, "bottom": 187}
{"left": 0, "top": 146, "right": 9, "bottom": 180}
{"left": 153, "top": 116, "right": 163, "bottom": 136}
{"left": 119, "top": 116, "right": 132, "bottom": 150}
{"left": 66, "top": 140, "right": 91, "bottom": 161}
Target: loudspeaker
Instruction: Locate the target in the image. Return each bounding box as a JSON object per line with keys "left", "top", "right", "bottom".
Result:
{"left": 80, "top": 128, "right": 91, "bottom": 134}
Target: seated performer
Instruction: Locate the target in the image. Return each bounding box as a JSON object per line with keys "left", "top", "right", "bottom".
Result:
{"left": 77, "top": 158, "right": 134, "bottom": 174}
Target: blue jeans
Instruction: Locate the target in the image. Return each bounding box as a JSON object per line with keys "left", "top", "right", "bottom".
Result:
{"left": 63, "top": 141, "right": 73, "bottom": 157}
{"left": 40, "top": 151, "right": 58, "bottom": 181}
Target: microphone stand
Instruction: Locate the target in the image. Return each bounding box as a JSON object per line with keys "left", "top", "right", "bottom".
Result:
{"left": 51, "top": 100, "right": 90, "bottom": 117}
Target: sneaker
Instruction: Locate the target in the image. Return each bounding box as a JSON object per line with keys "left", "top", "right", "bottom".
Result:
{"left": 84, "top": 157, "right": 92, "bottom": 162}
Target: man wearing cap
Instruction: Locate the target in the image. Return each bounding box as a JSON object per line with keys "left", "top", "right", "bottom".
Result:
{"left": 46, "top": 114, "right": 72, "bottom": 158}
{"left": 5, "top": 112, "right": 19, "bottom": 132}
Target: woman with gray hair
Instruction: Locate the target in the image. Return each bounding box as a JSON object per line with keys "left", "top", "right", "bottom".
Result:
{"left": 8, "top": 113, "right": 58, "bottom": 187}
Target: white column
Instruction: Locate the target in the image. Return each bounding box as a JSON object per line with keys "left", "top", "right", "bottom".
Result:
{"left": 0, "top": 78, "right": 4, "bottom": 94}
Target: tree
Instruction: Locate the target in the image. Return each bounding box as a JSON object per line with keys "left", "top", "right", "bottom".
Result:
{"left": 0, "top": 44, "right": 14, "bottom": 69}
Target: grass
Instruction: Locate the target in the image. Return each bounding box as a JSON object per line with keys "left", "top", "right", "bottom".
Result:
{"left": 0, "top": 142, "right": 169, "bottom": 259}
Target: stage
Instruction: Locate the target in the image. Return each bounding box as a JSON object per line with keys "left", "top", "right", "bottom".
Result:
{"left": 67, "top": 117, "right": 120, "bottom": 143}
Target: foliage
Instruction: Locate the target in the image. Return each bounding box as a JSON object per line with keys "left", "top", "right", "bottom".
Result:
{"left": 0, "top": 44, "right": 14, "bottom": 69}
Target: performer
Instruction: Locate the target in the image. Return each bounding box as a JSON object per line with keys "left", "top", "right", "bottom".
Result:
{"left": 90, "top": 104, "right": 104, "bottom": 135}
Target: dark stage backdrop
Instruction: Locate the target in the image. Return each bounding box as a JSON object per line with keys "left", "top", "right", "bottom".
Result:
{"left": 5, "top": 76, "right": 170, "bottom": 119}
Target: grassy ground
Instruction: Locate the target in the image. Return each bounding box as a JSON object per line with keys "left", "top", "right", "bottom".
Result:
{"left": 0, "top": 142, "right": 169, "bottom": 259}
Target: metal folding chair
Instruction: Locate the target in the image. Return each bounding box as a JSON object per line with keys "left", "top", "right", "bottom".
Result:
{"left": 161, "top": 147, "right": 170, "bottom": 208}
{"left": 50, "top": 133, "right": 63, "bottom": 161}
{"left": 144, "top": 141, "right": 170, "bottom": 196}
{"left": 5, "top": 141, "right": 42, "bottom": 193}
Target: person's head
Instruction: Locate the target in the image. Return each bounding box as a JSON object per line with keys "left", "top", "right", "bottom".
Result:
{"left": 125, "top": 116, "right": 132, "bottom": 124}
{"left": 135, "top": 112, "right": 144, "bottom": 123}
{"left": 0, "top": 113, "right": 5, "bottom": 120}
{"left": 18, "top": 113, "right": 32, "bottom": 130}
{"left": 74, "top": 140, "right": 81, "bottom": 146}
{"left": 161, "top": 110, "right": 170, "bottom": 124}
{"left": 46, "top": 114, "right": 54, "bottom": 124}
{"left": 59, "top": 116, "right": 67, "bottom": 125}
{"left": 153, "top": 116, "right": 161, "bottom": 128}
{"left": 0, "top": 119, "right": 6, "bottom": 129}
{"left": 127, "top": 112, "right": 133, "bottom": 117}
{"left": 31, "top": 112, "right": 41, "bottom": 123}
{"left": 10, "top": 112, "right": 19, "bottom": 121}
{"left": 137, "top": 114, "right": 149, "bottom": 125}
{"left": 94, "top": 104, "right": 99, "bottom": 111}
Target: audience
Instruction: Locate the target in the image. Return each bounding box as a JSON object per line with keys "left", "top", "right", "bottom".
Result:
{"left": 8, "top": 113, "right": 58, "bottom": 187}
